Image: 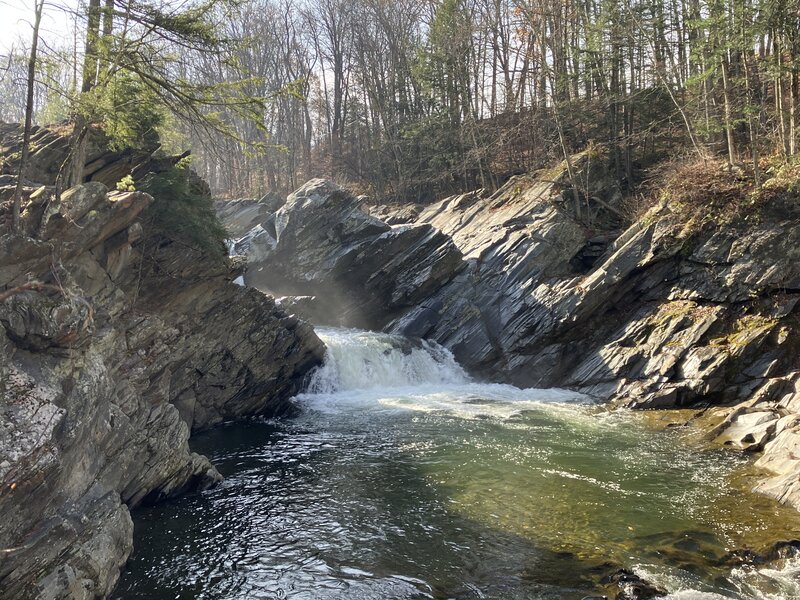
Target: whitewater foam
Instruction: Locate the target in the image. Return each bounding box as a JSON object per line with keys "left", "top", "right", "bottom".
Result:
{"left": 306, "top": 327, "right": 469, "bottom": 393}
{"left": 298, "top": 327, "right": 588, "bottom": 421}
{"left": 634, "top": 555, "right": 800, "bottom": 600}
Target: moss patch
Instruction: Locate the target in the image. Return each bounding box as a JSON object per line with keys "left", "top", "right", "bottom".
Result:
{"left": 138, "top": 163, "right": 227, "bottom": 261}
{"left": 708, "top": 314, "right": 778, "bottom": 349}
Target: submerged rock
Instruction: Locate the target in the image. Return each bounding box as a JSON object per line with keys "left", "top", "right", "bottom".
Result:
{"left": 601, "top": 569, "right": 668, "bottom": 599}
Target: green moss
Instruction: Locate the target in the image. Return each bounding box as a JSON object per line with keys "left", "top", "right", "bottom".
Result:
{"left": 537, "top": 149, "right": 591, "bottom": 184}
{"left": 538, "top": 162, "right": 568, "bottom": 183}
{"left": 139, "top": 163, "right": 227, "bottom": 260}
{"left": 655, "top": 300, "right": 698, "bottom": 323}
{"left": 708, "top": 314, "right": 778, "bottom": 349}
{"left": 116, "top": 175, "right": 136, "bottom": 192}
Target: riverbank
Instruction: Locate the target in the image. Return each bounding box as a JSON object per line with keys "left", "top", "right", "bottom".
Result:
{"left": 114, "top": 328, "right": 800, "bottom": 600}
{"left": 224, "top": 156, "right": 800, "bottom": 516}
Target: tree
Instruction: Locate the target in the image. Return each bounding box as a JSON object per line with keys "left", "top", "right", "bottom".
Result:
{"left": 12, "top": 0, "right": 800, "bottom": 204}
{"left": 62, "top": 0, "right": 264, "bottom": 192}
{"left": 11, "top": 0, "right": 45, "bottom": 234}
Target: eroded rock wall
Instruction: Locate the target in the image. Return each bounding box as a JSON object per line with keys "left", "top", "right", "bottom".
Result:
{"left": 0, "top": 181, "right": 323, "bottom": 599}
{"left": 222, "top": 168, "right": 800, "bottom": 511}
{"left": 232, "top": 179, "right": 465, "bottom": 329}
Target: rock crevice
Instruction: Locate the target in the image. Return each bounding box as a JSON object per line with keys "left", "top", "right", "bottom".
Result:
{"left": 225, "top": 170, "right": 800, "bottom": 512}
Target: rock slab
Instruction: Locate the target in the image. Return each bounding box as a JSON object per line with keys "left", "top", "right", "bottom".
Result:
{"left": 0, "top": 182, "right": 323, "bottom": 599}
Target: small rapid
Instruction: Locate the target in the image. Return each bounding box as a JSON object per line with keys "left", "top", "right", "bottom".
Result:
{"left": 115, "top": 327, "right": 800, "bottom": 600}
{"left": 300, "top": 327, "right": 586, "bottom": 420}
{"left": 306, "top": 328, "right": 470, "bottom": 392}
{"left": 634, "top": 555, "right": 800, "bottom": 600}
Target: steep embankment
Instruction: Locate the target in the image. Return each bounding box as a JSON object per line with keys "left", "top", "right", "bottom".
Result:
{"left": 224, "top": 161, "right": 800, "bottom": 513}
{"left": 0, "top": 126, "right": 324, "bottom": 599}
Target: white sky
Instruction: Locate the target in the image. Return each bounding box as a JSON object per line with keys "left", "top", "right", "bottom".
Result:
{"left": 0, "top": 0, "right": 78, "bottom": 54}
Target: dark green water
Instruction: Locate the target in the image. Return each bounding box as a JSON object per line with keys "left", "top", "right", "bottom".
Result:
{"left": 114, "top": 328, "right": 800, "bottom": 599}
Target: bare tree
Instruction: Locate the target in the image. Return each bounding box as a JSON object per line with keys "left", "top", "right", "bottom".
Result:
{"left": 11, "top": 0, "right": 45, "bottom": 234}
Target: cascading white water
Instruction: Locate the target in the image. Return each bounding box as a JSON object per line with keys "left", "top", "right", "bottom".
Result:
{"left": 299, "top": 327, "right": 587, "bottom": 420}
{"left": 306, "top": 327, "right": 469, "bottom": 393}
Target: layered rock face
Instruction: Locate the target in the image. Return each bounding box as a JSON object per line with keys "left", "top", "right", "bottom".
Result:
{"left": 224, "top": 168, "right": 800, "bottom": 511}
{"left": 232, "top": 179, "right": 465, "bottom": 329}
{"left": 213, "top": 193, "right": 284, "bottom": 239}
{"left": 0, "top": 179, "right": 323, "bottom": 598}
{"left": 0, "top": 122, "right": 176, "bottom": 190}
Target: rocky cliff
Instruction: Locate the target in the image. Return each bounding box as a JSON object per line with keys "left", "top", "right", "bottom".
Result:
{"left": 225, "top": 161, "right": 800, "bottom": 513}
{"left": 0, "top": 133, "right": 324, "bottom": 598}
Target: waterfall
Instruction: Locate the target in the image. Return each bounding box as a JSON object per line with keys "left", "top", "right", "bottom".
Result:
{"left": 307, "top": 328, "right": 469, "bottom": 393}
{"left": 298, "top": 327, "right": 586, "bottom": 420}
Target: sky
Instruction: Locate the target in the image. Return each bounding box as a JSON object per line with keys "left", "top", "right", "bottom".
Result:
{"left": 0, "top": 0, "right": 77, "bottom": 54}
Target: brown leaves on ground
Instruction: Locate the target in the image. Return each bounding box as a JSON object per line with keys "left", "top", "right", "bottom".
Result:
{"left": 660, "top": 158, "right": 751, "bottom": 219}
{"left": 637, "top": 155, "right": 800, "bottom": 235}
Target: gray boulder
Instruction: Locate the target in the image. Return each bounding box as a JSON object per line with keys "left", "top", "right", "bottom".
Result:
{"left": 236, "top": 179, "right": 464, "bottom": 330}
{"left": 0, "top": 182, "right": 324, "bottom": 599}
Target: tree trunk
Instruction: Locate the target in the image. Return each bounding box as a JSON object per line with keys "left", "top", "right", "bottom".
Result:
{"left": 69, "top": 0, "right": 103, "bottom": 188}
{"left": 720, "top": 55, "right": 736, "bottom": 167}
{"left": 11, "top": 0, "right": 44, "bottom": 234}
{"left": 791, "top": 68, "right": 797, "bottom": 156}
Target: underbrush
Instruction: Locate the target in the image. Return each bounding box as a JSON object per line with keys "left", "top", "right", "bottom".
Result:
{"left": 138, "top": 159, "right": 228, "bottom": 261}
{"left": 639, "top": 155, "right": 800, "bottom": 237}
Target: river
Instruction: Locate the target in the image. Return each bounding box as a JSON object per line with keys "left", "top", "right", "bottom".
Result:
{"left": 114, "top": 327, "right": 800, "bottom": 599}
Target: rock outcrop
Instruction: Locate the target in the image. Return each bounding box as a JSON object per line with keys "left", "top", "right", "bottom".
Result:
{"left": 0, "top": 122, "right": 179, "bottom": 191}
{"left": 232, "top": 179, "right": 465, "bottom": 329}
{"left": 221, "top": 162, "right": 800, "bottom": 512}
{"left": 0, "top": 173, "right": 323, "bottom": 598}
{"left": 213, "top": 193, "right": 285, "bottom": 240}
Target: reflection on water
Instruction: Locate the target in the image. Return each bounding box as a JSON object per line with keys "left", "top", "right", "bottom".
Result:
{"left": 114, "top": 328, "right": 800, "bottom": 599}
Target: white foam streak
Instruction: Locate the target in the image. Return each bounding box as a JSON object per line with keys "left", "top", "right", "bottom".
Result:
{"left": 635, "top": 556, "right": 800, "bottom": 600}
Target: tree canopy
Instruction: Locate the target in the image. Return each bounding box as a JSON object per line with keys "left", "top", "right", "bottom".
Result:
{"left": 3, "top": 0, "right": 800, "bottom": 202}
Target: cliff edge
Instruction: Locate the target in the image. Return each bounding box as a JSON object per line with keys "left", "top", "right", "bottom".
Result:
{"left": 0, "top": 126, "right": 324, "bottom": 599}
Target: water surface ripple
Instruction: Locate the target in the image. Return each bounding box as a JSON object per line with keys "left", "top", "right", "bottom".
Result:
{"left": 115, "top": 328, "right": 800, "bottom": 599}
